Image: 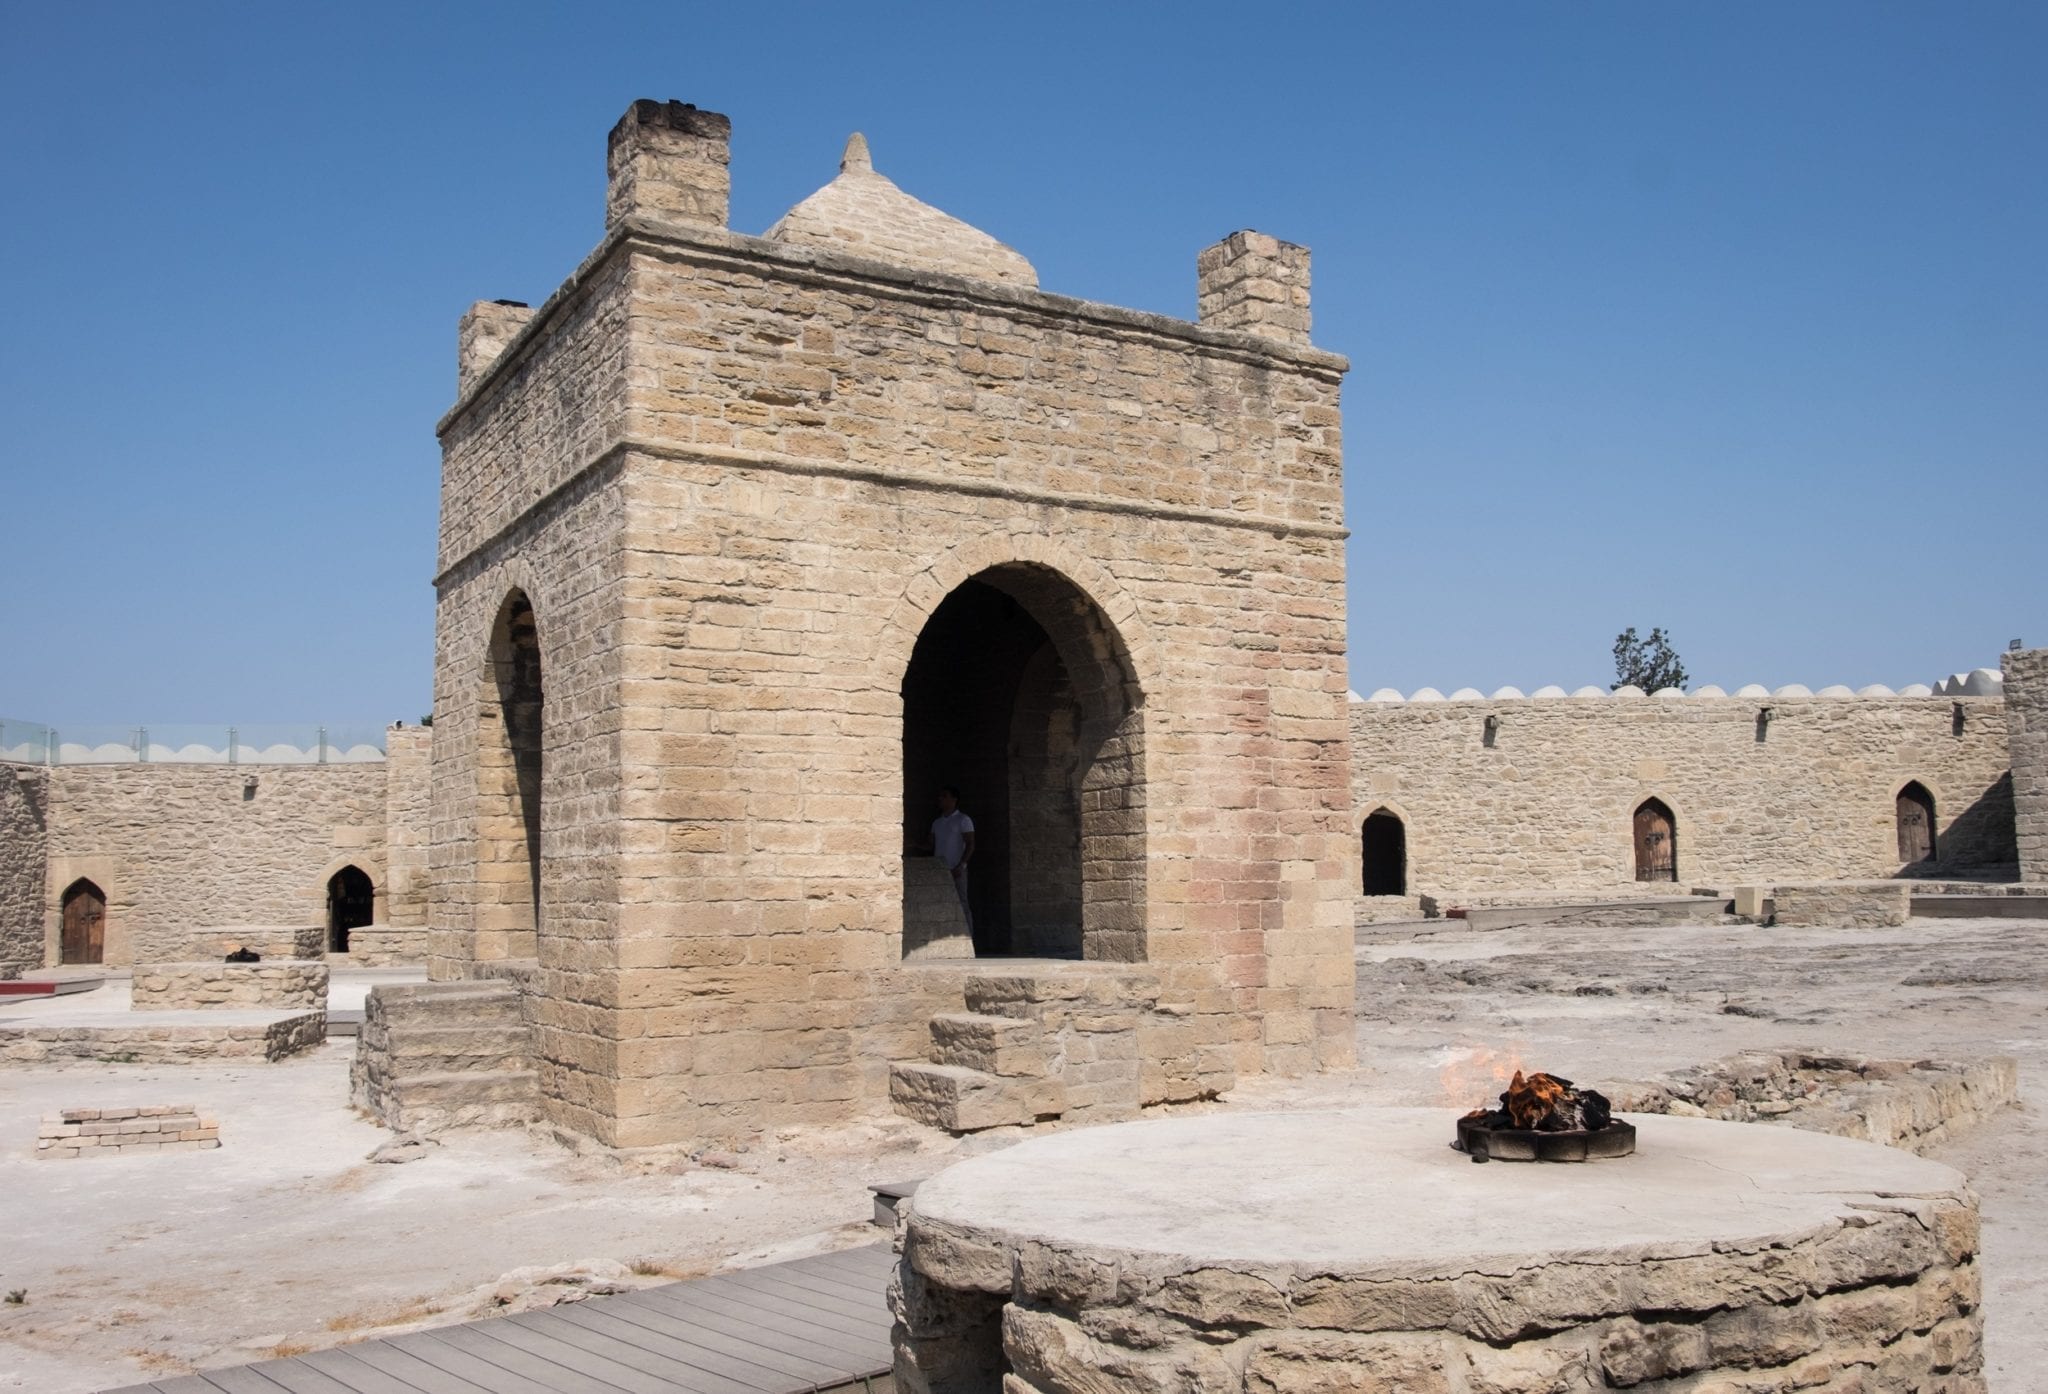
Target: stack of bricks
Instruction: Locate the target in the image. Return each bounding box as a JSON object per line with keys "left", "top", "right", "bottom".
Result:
{"left": 36, "top": 1105, "right": 220, "bottom": 1159}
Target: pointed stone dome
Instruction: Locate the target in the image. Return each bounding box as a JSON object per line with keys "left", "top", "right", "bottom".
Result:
{"left": 765, "top": 133, "right": 1037, "bottom": 287}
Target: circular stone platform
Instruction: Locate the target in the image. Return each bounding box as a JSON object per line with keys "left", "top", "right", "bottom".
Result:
{"left": 893, "top": 1108, "right": 1983, "bottom": 1393}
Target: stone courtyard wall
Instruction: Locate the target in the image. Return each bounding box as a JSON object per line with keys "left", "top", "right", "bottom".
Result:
{"left": 131, "top": 960, "right": 329, "bottom": 1010}
{"left": 2005, "top": 648, "right": 2048, "bottom": 882}
{"left": 42, "top": 762, "right": 390, "bottom": 965}
{"left": 0, "top": 766, "right": 47, "bottom": 979}
{"left": 1350, "top": 693, "right": 2014, "bottom": 900}
{"left": 429, "top": 101, "right": 1356, "bottom": 1148}
{"left": 381, "top": 725, "right": 434, "bottom": 930}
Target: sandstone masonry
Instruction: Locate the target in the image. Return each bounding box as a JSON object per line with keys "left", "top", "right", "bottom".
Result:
{"left": 131, "top": 960, "right": 329, "bottom": 1011}
{"left": 1349, "top": 693, "right": 2014, "bottom": 902}
{"left": 2004, "top": 648, "right": 2048, "bottom": 882}
{"left": 36, "top": 1105, "right": 220, "bottom": 1159}
{"left": 0, "top": 766, "right": 45, "bottom": 979}
{"left": 417, "top": 100, "right": 1358, "bottom": 1148}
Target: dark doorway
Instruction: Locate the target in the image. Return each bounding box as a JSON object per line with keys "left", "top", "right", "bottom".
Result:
{"left": 1633, "top": 799, "right": 1678, "bottom": 883}
{"left": 1361, "top": 810, "right": 1406, "bottom": 895}
{"left": 1896, "top": 782, "right": 1937, "bottom": 866}
{"left": 327, "top": 866, "right": 376, "bottom": 954}
{"left": 901, "top": 564, "right": 1145, "bottom": 961}
{"left": 476, "top": 590, "right": 543, "bottom": 959}
{"left": 61, "top": 879, "right": 106, "bottom": 965}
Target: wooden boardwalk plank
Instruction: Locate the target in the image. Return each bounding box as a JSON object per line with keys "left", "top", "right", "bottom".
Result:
{"left": 536, "top": 1301, "right": 798, "bottom": 1383}
{"left": 306, "top": 1341, "right": 493, "bottom": 1394}
{"left": 236, "top": 1362, "right": 365, "bottom": 1394}
{"left": 102, "top": 1245, "right": 897, "bottom": 1394}
{"left": 548, "top": 1296, "right": 858, "bottom": 1386}
{"left": 194, "top": 1370, "right": 298, "bottom": 1394}
{"left": 391, "top": 1327, "right": 632, "bottom": 1394}
{"left": 620, "top": 1282, "right": 887, "bottom": 1361}
{"left": 708, "top": 1269, "right": 883, "bottom": 1324}
{"left": 490, "top": 1311, "right": 750, "bottom": 1394}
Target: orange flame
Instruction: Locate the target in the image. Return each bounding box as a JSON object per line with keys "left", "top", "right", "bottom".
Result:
{"left": 1438, "top": 1043, "right": 1528, "bottom": 1109}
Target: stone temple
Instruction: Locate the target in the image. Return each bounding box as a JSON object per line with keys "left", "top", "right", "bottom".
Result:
{"left": 419, "top": 101, "right": 1357, "bottom": 1148}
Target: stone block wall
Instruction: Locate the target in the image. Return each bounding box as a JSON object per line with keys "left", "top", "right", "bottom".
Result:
{"left": 428, "top": 100, "right": 1357, "bottom": 1148}
{"left": 0, "top": 766, "right": 46, "bottom": 979}
{"left": 381, "top": 725, "right": 434, "bottom": 930}
{"left": 1350, "top": 694, "right": 2014, "bottom": 900}
{"left": 37, "top": 1105, "right": 220, "bottom": 1159}
{"left": 1772, "top": 882, "right": 1913, "bottom": 928}
{"left": 42, "top": 762, "right": 389, "bottom": 965}
{"left": 131, "top": 960, "right": 328, "bottom": 1010}
{"left": 2006, "top": 648, "right": 2048, "bottom": 882}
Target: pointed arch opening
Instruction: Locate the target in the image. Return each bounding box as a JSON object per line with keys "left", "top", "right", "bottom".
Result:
{"left": 1896, "top": 781, "right": 1937, "bottom": 867}
{"left": 61, "top": 878, "right": 106, "bottom": 965}
{"left": 1632, "top": 798, "right": 1678, "bottom": 883}
{"left": 326, "top": 865, "right": 376, "bottom": 954}
{"left": 901, "top": 562, "right": 1146, "bottom": 961}
{"left": 1361, "top": 809, "right": 1407, "bottom": 895}
{"left": 475, "top": 589, "right": 543, "bottom": 961}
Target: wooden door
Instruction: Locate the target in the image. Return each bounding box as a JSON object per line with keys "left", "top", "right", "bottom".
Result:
{"left": 61, "top": 881, "right": 106, "bottom": 965}
{"left": 1896, "top": 785, "right": 1936, "bottom": 864}
{"left": 1633, "top": 801, "right": 1677, "bottom": 882}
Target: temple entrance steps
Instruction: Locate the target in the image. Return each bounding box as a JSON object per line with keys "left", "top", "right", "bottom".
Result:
{"left": 350, "top": 980, "right": 542, "bottom": 1133}
{"left": 889, "top": 960, "right": 1235, "bottom": 1133}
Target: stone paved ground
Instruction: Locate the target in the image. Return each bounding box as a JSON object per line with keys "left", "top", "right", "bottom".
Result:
{"left": 2, "top": 919, "right": 2041, "bottom": 1390}
{"left": 1233, "top": 912, "right": 2048, "bottom": 1391}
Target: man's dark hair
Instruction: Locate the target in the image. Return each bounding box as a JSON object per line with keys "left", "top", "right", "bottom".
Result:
{"left": 940, "top": 784, "right": 960, "bottom": 800}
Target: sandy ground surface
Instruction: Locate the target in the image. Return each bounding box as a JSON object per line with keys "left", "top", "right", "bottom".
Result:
{"left": 1, "top": 917, "right": 2041, "bottom": 1391}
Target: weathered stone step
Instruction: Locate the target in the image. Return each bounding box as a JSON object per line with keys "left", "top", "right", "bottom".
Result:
{"left": 368, "top": 981, "right": 525, "bottom": 1027}
{"left": 890, "top": 1062, "right": 1063, "bottom": 1132}
{"left": 387, "top": 1068, "right": 541, "bottom": 1107}
{"left": 928, "top": 1012, "right": 1047, "bottom": 1078}
{"left": 376, "top": 1024, "right": 535, "bottom": 1060}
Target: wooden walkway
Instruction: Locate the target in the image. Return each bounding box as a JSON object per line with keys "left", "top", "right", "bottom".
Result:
{"left": 106, "top": 1244, "right": 896, "bottom": 1394}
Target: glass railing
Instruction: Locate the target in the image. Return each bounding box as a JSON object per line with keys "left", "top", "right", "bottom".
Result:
{"left": 0, "top": 717, "right": 388, "bottom": 765}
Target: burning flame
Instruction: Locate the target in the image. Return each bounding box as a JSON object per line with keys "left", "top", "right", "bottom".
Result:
{"left": 1503, "top": 1070, "right": 1570, "bottom": 1130}
{"left": 1438, "top": 1043, "right": 1529, "bottom": 1109}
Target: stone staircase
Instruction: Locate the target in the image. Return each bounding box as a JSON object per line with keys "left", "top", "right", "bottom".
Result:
{"left": 350, "top": 980, "right": 542, "bottom": 1132}
{"left": 890, "top": 964, "right": 1164, "bottom": 1133}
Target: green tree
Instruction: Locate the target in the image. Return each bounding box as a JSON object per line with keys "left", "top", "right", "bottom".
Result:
{"left": 1612, "top": 627, "right": 1688, "bottom": 692}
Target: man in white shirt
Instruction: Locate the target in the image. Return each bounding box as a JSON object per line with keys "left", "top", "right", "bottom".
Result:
{"left": 925, "top": 785, "right": 976, "bottom": 936}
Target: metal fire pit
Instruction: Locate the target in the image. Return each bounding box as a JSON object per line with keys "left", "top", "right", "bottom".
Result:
{"left": 1455, "top": 1115, "right": 1636, "bottom": 1163}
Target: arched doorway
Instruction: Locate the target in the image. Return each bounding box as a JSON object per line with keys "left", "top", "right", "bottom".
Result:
{"left": 326, "top": 866, "right": 376, "bottom": 954}
{"left": 476, "top": 590, "right": 543, "bottom": 960}
{"left": 901, "top": 563, "right": 1145, "bottom": 960}
{"left": 1361, "top": 809, "right": 1406, "bottom": 895}
{"left": 61, "top": 879, "right": 106, "bottom": 965}
{"left": 1632, "top": 798, "right": 1678, "bottom": 883}
{"left": 1896, "top": 782, "right": 1937, "bottom": 866}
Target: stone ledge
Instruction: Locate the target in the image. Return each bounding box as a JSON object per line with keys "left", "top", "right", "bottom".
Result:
{"left": 37, "top": 1105, "right": 220, "bottom": 1159}
{"left": 132, "top": 960, "right": 328, "bottom": 1011}
{"left": 0, "top": 1011, "right": 325, "bottom": 1066}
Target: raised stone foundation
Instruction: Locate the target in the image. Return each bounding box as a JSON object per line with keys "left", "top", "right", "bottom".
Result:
{"left": 351, "top": 981, "right": 541, "bottom": 1133}
{"left": 182, "top": 924, "right": 325, "bottom": 960}
{"left": 894, "top": 1108, "right": 1983, "bottom": 1393}
{"left": 1615, "top": 1050, "right": 2019, "bottom": 1154}
{"left": 0, "top": 1011, "right": 324, "bottom": 1065}
{"left": 890, "top": 963, "right": 1235, "bottom": 1134}
{"left": 131, "top": 960, "right": 328, "bottom": 1011}
{"left": 1773, "top": 881, "right": 1913, "bottom": 928}
{"left": 36, "top": 1105, "right": 220, "bottom": 1159}
{"left": 333, "top": 924, "right": 428, "bottom": 967}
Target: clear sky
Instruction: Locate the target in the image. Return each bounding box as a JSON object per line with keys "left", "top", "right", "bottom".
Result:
{"left": 2, "top": 3, "right": 2042, "bottom": 723}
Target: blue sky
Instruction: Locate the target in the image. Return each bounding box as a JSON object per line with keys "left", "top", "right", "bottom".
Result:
{"left": 1, "top": 3, "right": 2041, "bottom": 722}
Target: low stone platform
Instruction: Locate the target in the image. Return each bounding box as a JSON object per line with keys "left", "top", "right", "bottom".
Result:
{"left": 0, "top": 1007, "right": 325, "bottom": 1065}
{"left": 895, "top": 1107, "right": 1982, "bottom": 1393}
{"left": 132, "top": 959, "right": 328, "bottom": 1010}
{"left": 1614, "top": 1049, "right": 2019, "bottom": 1154}
{"left": 1773, "top": 881, "right": 1913, "bottom": 928}
{"left": 36, "top": 1104, "right": 219, "bottom": 1159}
